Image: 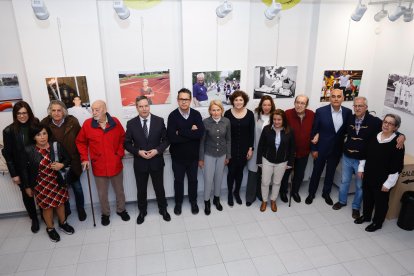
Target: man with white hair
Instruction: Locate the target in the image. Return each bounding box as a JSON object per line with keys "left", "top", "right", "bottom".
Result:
{"left": 193, "top": 73, "right": 208, "bottom": 107}
{"left": 76, "top": 100, "right": 130, "bottom": 226}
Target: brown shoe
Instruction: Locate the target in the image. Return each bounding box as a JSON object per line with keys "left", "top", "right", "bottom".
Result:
{"left": 260, "top": 201, "right": 267, "bottom": 212}
{"left": 271, "top": 200, "right": 277, "bottom": 212}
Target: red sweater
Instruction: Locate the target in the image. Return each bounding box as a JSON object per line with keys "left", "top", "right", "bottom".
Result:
{"left": 76, "top": 113, "right": 125, "bottom": 177}
{"left": 285, "top": 108, "right": 314, "bottom": 158}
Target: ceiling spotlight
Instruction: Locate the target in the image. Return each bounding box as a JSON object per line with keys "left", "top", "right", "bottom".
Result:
{"left": 31, "top": 0, "right": 49, "bottom": 20}
{"left": 351, "top": 0, "right": 367, "bottom": 21}
{"left": 216, "top": 0, "right": 233, "bottom": 18}
{"left": 374, "top": 4, "right": 388, "bottom": 22}
{"left": 113, "top": 0, "right": 130, "bottom": 20}
{"left": 264, "top": 0, "right": 282, "bottom": 20}
{"left": 389, "top": 5, "right": 406, "bottom": 21}
{"left": 403, "top": 3, "right": 413, "bottom": 22}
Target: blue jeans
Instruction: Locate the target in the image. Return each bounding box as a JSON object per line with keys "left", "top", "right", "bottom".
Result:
{"left": 338, "top": 154, "right": 363, "bottom": 210}
{"left": 65, "top": 178, "right": 85, "bottom": 211}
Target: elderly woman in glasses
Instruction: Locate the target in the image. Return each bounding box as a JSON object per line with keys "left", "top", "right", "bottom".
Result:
{"left": 354, "top": 114, "right": 405, "bottom": 232}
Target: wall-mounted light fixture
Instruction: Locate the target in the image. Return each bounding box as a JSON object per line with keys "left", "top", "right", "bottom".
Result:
{"left": 351, "top": 0, "right": 368, "bottom": 21}
{"left": 264, "top": 0, "right": 282, "bottom": 20}
{"left": 113, "top": 0, "right": 130, "bottom": 20}
{"left": 216, "top": 0, "right": 233, "bottom": 18}
{"left": 374, "top": 4, "right": 388, "bottom": 21}
{"left": 31, "top": 0, "right": 49, "bottom": 20}
{"left": 403, "top": 2, "right": 413, "bottom": 21}
{"left": 388, "top": 4, "right": 406, "bottom": 21}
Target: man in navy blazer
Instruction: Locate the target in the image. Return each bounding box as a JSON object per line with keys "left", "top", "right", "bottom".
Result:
{"left": 306, "top": 89, "right": 352, "bottom": 205}
{"left": 124, "top": 96, "right": 171, "bottom": 224}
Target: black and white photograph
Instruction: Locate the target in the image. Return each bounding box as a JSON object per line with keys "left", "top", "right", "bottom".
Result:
{"left": 0, "top": 74, "right": 22, "bottom": 112}
{"left": 384, "top": 73, "right": 414, "bottom": 115}
{"left": 192, "top": 70, "right": 241, "bottom": 108}
{"left": 253, "top": 66, "right": 297, "bottom": 99}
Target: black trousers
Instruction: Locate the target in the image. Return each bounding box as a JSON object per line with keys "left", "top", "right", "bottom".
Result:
{"left": 227, "top": 159, "right": 246, "bottom": 195}
{"left": 134, "top": 168, "right": 167, "bottom": 212}
{"left": 21, "top": 189, "right": 37, "bottom": 220}
{"left": 308, "top": 153, "right": 341, "bottom": 196}
{"left": 172, "top": 159, "right": 198, "bottom": 204}
{"left": 363, "top": 183, "right": 390, "bottom": 226}
{"left": 280, "top": 155, "right": 309, "bottom": 194}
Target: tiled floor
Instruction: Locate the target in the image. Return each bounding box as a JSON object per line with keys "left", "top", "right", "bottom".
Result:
{"left": 0, "top": 187, "right": 413, "bottom": 276}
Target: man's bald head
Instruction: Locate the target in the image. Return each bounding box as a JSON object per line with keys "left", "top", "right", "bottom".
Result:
{"left": 91, "top": 100, "right": 107, "bottom": 122}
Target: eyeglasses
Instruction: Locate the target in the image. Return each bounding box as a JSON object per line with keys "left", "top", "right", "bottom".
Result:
{"left": 178, "top": 98, "right": 191, "bottom": 102}
{"left": 382, "top": 120, "right": 395, "bottom": 126}
{"left": 17, "top": 112, "right": 28, "bottom": 116}
{"left": 353, "top": 105, "right": 366, "bottom": 108}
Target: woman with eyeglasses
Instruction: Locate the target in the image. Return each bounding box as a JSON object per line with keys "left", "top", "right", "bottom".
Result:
{"left": 2, "top": 101, "right": 40, "bottom": 233}
{"left": 354, "top": 114, "right": 405, "bottom": 232}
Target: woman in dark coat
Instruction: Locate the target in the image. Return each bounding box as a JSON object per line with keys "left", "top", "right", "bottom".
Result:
{"left": 354, "top": 114, "right": 405, "bottom": 232}
{"left": 2, "top": 101, "right": 40, "bottom": 233}
{"left": 224, "top": 90, "right": 255, "bottom": 206}
{"left": 21, "top": 123, "right": 75, "bottom": 242}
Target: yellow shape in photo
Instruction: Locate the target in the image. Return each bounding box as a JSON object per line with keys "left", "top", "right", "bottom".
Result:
{"left": 262, "top": 0, "right": 301, "bottom": 10}
{"left": 124, "top": 0, "right": 161, "bottom": 10}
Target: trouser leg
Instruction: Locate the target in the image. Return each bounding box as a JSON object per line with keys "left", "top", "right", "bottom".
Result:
{"left": 372, "top": 188, "right": 390, "bottom": 226}
{"left": 270, "top": 162, "right": 288, "bottom": 201}
{"left": 186, "top": 160, "right": 199, "bottom": 203}
{"left": 203, "top": 155, "right": 215, "bottom": 201}
{"left": 135, "top": 169, "right": 149, "bottom": 212}
{"left": 172, "top": 161, "right": 185, "bottom": 205}
{"left": 308, "top": 156, "right": 326, "bottom": 196}
{"left": 322, "top": 153, "right": 341, "bottom": 195}
{"left": 94, "top": 176, "right": 111, "bottom": 216}
{"left": 261, "top": 158, "right": 274, "bottom": 202}
{"left": 292, "top": 156, "right": 308, "bottom": 194}
{"left": 213, "top": 155, "right": 226, "bottom": 198}
{"left": 22, "top": 189, "right": 37, "bottom": 219}
{"left": 110, "top": 171, "right": 126, "bottom": 213}
{"left": 150, "top": 169, "right": 167, "bottom": 211}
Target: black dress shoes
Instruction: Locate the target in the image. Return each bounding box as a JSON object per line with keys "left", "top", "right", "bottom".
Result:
{"left": 77, "top": 208, "right": 87, "bottom": 221}
{"left": 365, "top": 223, "right": 382, "bottom": 232}
{"left": 204, "top": 200, "right": 211, "bottom": 215}
{"left": 116, "top": 210, "right": 131, "bottom": 221}
{"left": 305, "top": 195, "right": 315, "bottom": 205}
{"left": 352, "top": 209, "right": 360, "bottom": 219}
{"left": 246, "top": 202, "right": 252, "bottom": 207}
{"left": 191, "top": 202, "right": 199, "bottom": 214}
{"left": 159, "top": 210, "right": 171, "bottom": 222}
{"left": 234, "top": 193, "right": 242, "bottom": 205}
{"left": 101, "top": 215, "right": 110, "bottom": 226}
{"left": 213, "top": 196, "right": 223, "bottom": 211}
{"left": 332, "top": 202, "right": 346, "bottom": 210}
{"left": 136, "top": 211, "right": 147, "bottom": 225}
{"left": 280, "top": 193, "right": 288, "bottom": 203}
{"left": 354, "top": 216, "right": 371, "bottom": 224}
{"left": 322, "top": 194, "right": 333, "bottom": 205}
{"left": 292, "top": 193, "right": 301, "bottom": 203}
{"left": 174, "top": 204, "right": 182, "bottom": 215}
{"left": 228, "top": 194, "right": 234, "bottom": 207}
{"left": 31, "top": 218, "right": 40, "bottom": 233}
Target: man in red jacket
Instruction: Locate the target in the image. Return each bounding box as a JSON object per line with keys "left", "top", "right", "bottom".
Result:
{"left": 280, "top": 95, "right": 315, "bottom": 203}
{"left": 76, "top": 100, "right": 130, "bottom": 226}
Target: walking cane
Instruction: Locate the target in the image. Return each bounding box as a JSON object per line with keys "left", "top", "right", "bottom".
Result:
{"left": 86, "top": 168, "right": 96, "bottom": 227}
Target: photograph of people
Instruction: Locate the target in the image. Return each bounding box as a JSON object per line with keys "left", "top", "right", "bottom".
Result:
{"left": 140, "top": 79, "right": 155, "bottom": 105}
{"left": 384, "top": 74, "right": 414, "bottom": 115}
{"left": 20, "top": 123, "right": 75, "bottom": 242}
{"left": 256, "top": 109, "right": 295, "bottom": 212}
{"left": 320, "top": 70, "right": 363, "bottom": 102}
{"left": 199, "top": 100, "right": 231, "bottom": 215}
{"left": 354, "top": 114, "right": 405, "bottom": 232}
{"left": 254, "top": 66, "right": 297, "bottom": 99}
{"left": 191, "top": 70, "right": 241, "bottom": 108}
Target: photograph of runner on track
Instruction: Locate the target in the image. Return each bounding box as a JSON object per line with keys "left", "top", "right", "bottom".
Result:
{"left": 119, "top": 70, "right": 170, "bottom": 107}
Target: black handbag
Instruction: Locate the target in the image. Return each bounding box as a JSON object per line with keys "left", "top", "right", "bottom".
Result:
{"left": 53, "top": 142, "right": 70, "bottom": 188}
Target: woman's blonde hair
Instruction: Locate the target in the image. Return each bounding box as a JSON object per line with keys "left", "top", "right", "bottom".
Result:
{"left": 209, "top": 100, "right": 224, "bottom": 115}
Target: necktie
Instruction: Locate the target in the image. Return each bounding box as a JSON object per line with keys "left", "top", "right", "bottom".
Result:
{"left": 143, "top": 119, "right": 148, "bottom": 138}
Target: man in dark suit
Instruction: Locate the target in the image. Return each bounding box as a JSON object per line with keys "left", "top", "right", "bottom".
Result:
{"left": 306, "top": 89, "right": 352, "bottom": 205}
{"left": 124, "top": 96, "right": 171, "bottom": 224}
{"left": 167, "top": 88, "right": 205, "bottom": 215}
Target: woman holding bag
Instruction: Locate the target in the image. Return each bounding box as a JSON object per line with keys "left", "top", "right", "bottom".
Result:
{"left": 21, "top": 123, "right": 75, "bottom": 242}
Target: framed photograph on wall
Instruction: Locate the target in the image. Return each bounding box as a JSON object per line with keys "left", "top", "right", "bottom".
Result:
{"left": 383, "top": 73, "right": 414, "bottom": 115}
{"left": 119, "top": 70, "right": 171, "bottom": 118}
{"left": 45, "top": 76, "right": 90, "bottom": 108}
{"left": 320, "top": 70, "right": 363, "bottom": 102}
{"left": 0, "top": 74, "right": 22, "bottom": 112}
{"left": 191, "top": 70, "right": 241, "bottom": 107}
{"left": 253, "top": 66, "right": 297, "bottom": 99}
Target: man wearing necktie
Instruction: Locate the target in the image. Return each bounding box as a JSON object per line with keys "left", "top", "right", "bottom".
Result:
{"left": 124, "top": 96, "right": 171, "bottom": 224}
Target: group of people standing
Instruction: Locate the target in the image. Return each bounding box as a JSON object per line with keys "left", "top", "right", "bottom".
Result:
{"left": 2, "top": 87, "right": 406, "bottom": 244}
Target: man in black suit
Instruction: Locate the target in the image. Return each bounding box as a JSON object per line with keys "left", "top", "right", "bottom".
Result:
{"left": 124, "top": 96, "right": 171, "bottom": 224}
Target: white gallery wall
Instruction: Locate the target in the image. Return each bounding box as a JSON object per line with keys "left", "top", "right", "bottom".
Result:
{"left": 0, "top": 0, "right": 413, "bottom": 212}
